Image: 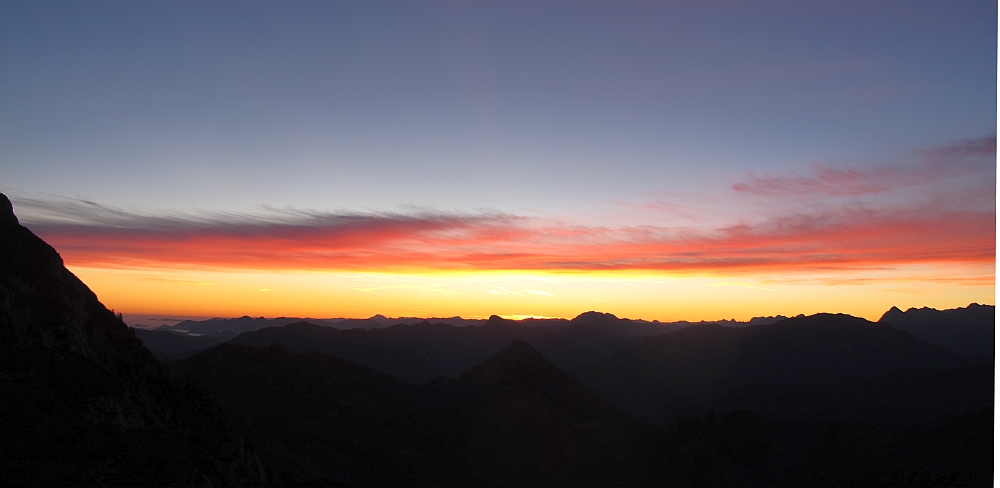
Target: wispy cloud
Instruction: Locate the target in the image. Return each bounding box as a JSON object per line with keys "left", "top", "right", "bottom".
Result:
{"left": 351, "top": 282, "right": 462, "bottom": 295}
{"left": 19, "top": 199, "right": 992, "bottom": 275}
{"left": 733, "top": 164, "right": 900, "bottom": 196}
{"left": 733, "top": 136, "right": 995, "bottom": 198}
{"left": 920, "top": 135, "right": 996, "bottom": 159}
{"left": 13, "top": 136, "right": 994, "bottom": 277}
{"left": 140, "top": 277, "right": 213, "bottom": 285}
{"left": 525, "top": 290, "right": 556, "bottom": 297}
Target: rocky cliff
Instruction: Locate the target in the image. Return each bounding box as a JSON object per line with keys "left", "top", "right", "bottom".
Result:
{"left": 0, "top": 193, "right": 272, "bottom": 486}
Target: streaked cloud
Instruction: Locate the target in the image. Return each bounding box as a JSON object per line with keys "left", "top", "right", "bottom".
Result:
{"left": 140, "top": 277, "right": 213, "bottom": 286}
{"left": 351, "top": 282, "right": 462, "bottom": 295}
{"left": 13, "top": 136, "right": 994, "bottom": 277}
{"left": 525, "top": 290, "right": 556, "bottom": 297}
{"left": 733, "top": 136, "right": 994, "bottom": 198}
{"left": 19, "top": 199, "right": 991, "bottom": 275}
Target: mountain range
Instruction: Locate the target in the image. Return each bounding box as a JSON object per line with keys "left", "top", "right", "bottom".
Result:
{"left": 879, "top": 303, "right": 995, "bottom": 357}
{"left": 0, "top": 192, "right": 993, "bottom": 486}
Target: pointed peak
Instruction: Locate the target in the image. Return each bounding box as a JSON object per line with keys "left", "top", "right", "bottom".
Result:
{"left": 461, "top": 339, "right": 555, "bottom": 383}
{"left": 878, "top": 306, "right": 904, "bottom": 323}
{"left": 502, "top": 339, "right": 542, "bottom": 357}
{"left": 0, "top": 193, "right": 18, "bottom": 226}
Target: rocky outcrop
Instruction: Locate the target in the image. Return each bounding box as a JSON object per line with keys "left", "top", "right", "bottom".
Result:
{"left": 0, "top": 193, "right": 272, "bottom": 486}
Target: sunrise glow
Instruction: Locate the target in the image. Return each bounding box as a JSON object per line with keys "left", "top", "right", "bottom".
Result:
{"left": 3, "top": 2, "right": 994, "bottom": 323}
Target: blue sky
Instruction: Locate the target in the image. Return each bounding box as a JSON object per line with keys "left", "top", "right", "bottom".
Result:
{"left": 2, "top": 1, "right": 994, "bottom": 219}
{"left": 0, "top": 1, "right": 994, "bottom": 320}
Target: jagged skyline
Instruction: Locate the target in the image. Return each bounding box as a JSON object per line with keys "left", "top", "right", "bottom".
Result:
{"left": 0, "top": 185, "right": 993, "bottom": 486}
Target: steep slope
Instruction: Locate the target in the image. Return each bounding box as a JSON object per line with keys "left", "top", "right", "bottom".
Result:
{"left": 459, "top": 339, "right": 611, "bottom": 416}
{"left": 172, "top": 343, "right": 461, "bottom": 486}
{"left": 0, "top": 195, "right": 149, "bottom": 377}
{"left": 174, "top": 339, "right": 644, "bottom": 487}
{"left": 134, "top": 328, "right": 223, "bottom": 361}
{"left": 445, "top": 340, "right": 643, "bottom": 487}
{"left": 578, "top": 313, "right": 988, "bottom": 423}
{"left": 230, "top": 320, "right": 444, "bottom": 384}
{"left": 879, "top": 303, "right": 995, "bottom": 356}
{"left": 0, "top": 193, "right": 268, "bottom": 486}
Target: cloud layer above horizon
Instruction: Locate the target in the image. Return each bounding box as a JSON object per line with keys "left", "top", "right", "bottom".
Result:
{"left": 2, "top": 2, "right": 993, "bottom": 320}
{"left": 17, "top": 137, "right": 994, "bottom": 280}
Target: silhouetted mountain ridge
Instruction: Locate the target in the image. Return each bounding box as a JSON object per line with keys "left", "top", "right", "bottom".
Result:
{"left": 173, "top": 338, "right": 642, "bottom": 486}
{"left": 460, "top": 339, "right": 613, "bottom": 419}
{"left": 879, "top": 302, "right": 994, "bottom": 356}
{"left": 134, "top": 328, "right": 223, "bottom": 361}
{"left": 228, "top": 314, "right": 673, "bottom": 384}
{"left": 578, "top": 313, "right": 988, "bottom": 422}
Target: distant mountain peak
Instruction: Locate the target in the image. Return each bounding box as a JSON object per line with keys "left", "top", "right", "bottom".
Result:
{"left": 498, "top": 339, "right": 545, "bottom": 359}
{"left": 879, "top": 306, "right": 905, "bottom": 323}
{"left": 486, "top": 314, "right": 519, "bottom": 326}
{"left": 461, "top": 340, "right": 557, "bottom": 382}
{"left": 572, "top": 311, "right": 620, "bottom": 322}
{"left": 460, "top": 339, "right": 613, "bottom": 420}
{"left": 773, "top": 313, "right": 884, "bottom": 331}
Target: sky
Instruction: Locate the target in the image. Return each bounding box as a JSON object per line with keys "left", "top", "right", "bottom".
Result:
{"left": 1, "top": 1, "right": 995, "bottom": 322}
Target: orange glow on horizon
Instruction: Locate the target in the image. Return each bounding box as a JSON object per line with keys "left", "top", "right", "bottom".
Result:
{"left": 16, "top": 145, "right": 995, "bottom": 323}
{"left": 70, "top": 263, "right": 994, "bottom": 323}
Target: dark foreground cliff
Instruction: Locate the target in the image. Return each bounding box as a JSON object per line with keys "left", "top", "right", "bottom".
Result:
{"left": 0, "top": 193, "right": 272, "bottom": 486}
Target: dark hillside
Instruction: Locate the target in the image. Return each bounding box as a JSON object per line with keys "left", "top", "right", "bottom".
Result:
{"left": 879, "top": 303, "right": 994, "bottom": 356}
{"left": 135, "top": 328, "right": 223, "bottom": 361}
{"left": 172, "top": 343, "right": 459, "bottom": 486}
{"left": 452, "top": 340, "right": 642, "bottom": 487}
{"left": 229, "top": 312, "right": 673, "bottom": 384}
{"left": 579, "top": 313, "right": 988, "bottom": 422}
{"left": 1, "top": 189, "right": 990, "bottom": 486}
{"left": 0, "top": 193, "right": 270, "bottom": 486}
{"left": 173, "top": 340, "right": 643, "bottom": 486}
{"left": 230, "top": 320, "right": 444, "bottom": 383}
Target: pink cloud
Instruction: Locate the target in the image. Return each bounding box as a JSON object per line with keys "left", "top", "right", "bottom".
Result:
{"left": 14, "top": 136, "right": 994, "bottom": 276}
{"left": 18, "top": 198, "right": 993, "bottom": 275}
{"left": 733, "top": 135, "right": 995, "bottom": 198}
{"left": 733, "top": 164, "right": 899, "bottom": 196}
